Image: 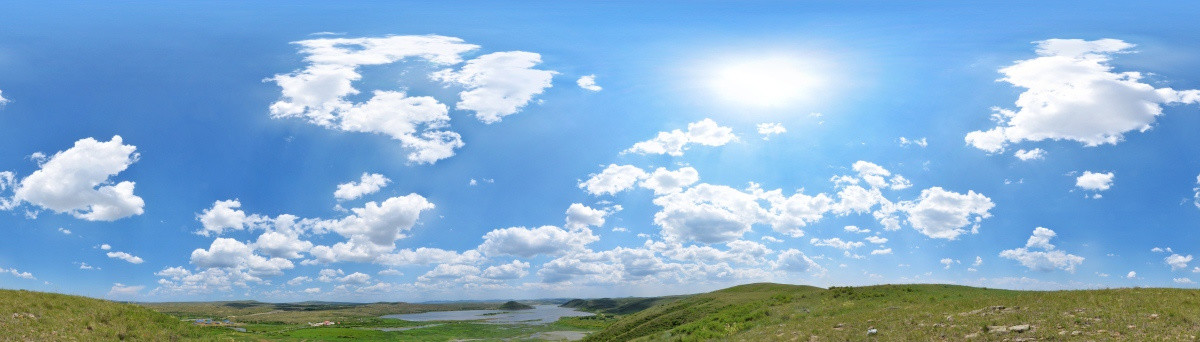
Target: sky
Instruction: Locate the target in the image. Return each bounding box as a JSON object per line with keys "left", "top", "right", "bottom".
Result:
{"left": 2, "top": 1, "right": 1200, "bottom": 302}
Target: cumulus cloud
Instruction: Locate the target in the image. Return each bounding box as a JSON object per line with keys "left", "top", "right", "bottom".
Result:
{"left": 0, "top": 267, "right": 34, "bottom": 279}
{"left": 1014, "top": 148, "right": 1046, "bottom": 161}
{"left": 0, "top": 89, "right": 7, "bottom": 105}
{"left": 1000, "top": 227, "right": 1084, "bottom": 272}
{"left": 196, "top": 199, "right": 263, "bottom": 236}
{"left": 901, "top": 187, "right": 994, "bottom": 239}
{"left": 757, "top": 123, "right": 786, "bottom": 140}
{"left": 3, "top": 136, "right": 144, "bottom": 221}
{"left": 624, "top": 119, "right": 737, "bottom": 156}
{"left": 1166, "top": 253, "right": 1193, "bottom": 271}
{"left": 481, "top": 260, "right": 530, "bottom": 280}
{"left": 1127, "top": 271, "right": 1137, "bottom": 279}
{"left": 773, "top": 249, "right": 825, "bottom": 275}
{"left": 334, "top": 173, "right": 391, "bottom": 201}
{"left": 965, "top": 38, "right": 1200, "bottom": 152}
{"left": 432, "top": 51, "right": 556, "bottom": 124}
{"left": 479, "top": 225, "right": 598, "bottom": 257}
{"left": 577, "top": 75, "right": 602, "bottom": 91}
{"left": 565, "top": 203, "right": 609, "bottom": 229}
{"left": 269, "top": 35, "right": 480, "bottom": 164}
{"left": 1075, "top": 171, "right": 1114, "bottom": 191}
{"left": 640, "top": 167, "right": 699, "bottom": 195}
{"left": 579, "top": 164, "right": 648, "bottom": 196}
{"left": 106, "top": 251, "right": 144, "bottom": 264}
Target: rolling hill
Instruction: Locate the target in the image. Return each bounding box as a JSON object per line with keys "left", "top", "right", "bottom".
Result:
{"left": 584, "top": 283, "right": 1200, "bottom": 341}
{"left": 0, "top": 289, "right": 222, "bottom": 340}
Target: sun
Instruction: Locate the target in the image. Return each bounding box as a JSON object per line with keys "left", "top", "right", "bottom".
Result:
{"left": 710, "top": 57, "right": 820, "bottom": 107}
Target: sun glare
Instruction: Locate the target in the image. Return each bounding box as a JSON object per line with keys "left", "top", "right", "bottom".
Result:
{"left": 711, "top": 57, "right": 820, "bottom": 107}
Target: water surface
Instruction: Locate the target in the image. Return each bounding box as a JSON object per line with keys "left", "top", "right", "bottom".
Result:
{"left": 382, "top": 305, "right": 593, "bottom": 324}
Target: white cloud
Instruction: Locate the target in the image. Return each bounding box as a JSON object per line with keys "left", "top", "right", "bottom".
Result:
{"left": 809, "top": 237, "right": 864, "bottom": 250}
{"left": 253, "top": 231, "right": 314, "bottom": 259}
{"left": 565, "top": 203, "right": 608, "bottom": 229}
{"left": 1194, "top": 174, "right": 1200, "bottom": 210}
{"left": 304, "top": 287, "right": 321, "bottom": 294}
{"left": 864, "top": 236, "right": 887, "bottom": 244}
{"left": 338, "top": 272, "right": 371, "bottom": 284}
{"left": 624, "top": 118, "right": 736, "bottom": 156}
{"left": 378, "top": 269, "right": 403, "bottom": 276}
{"left": 268, "top": 35, "right": 481, "bottom": 164}
{"left": 58, "top": 227, "right": 71, "bottom": 235}
{"left": 334, "top": 173, "right": 391, "bottom": 201}
{"left": 902, "top": 187, "right": 994, "bottom": 239}
{"left": 973, "top": 256, "right": 983, "bottom": 267}
{"left": 639, "top": 167, "right": 699, "bottom": 195}
{"left": 577, "top": 74, "right": 602, "bottom": 91}
{"left": 190, "top": 238, "right": 294, "bottom": 276}
{"left": 1166, "top": 253, "right": 1193, "bottom": 271}
{"left": 756, "top": 123, "right": 786, "bottom": 140}
{"left": 78, "top": 262, "right": 97, "bottom": 270}
{"left": 287, "top": 276, "right": 311, "bottom": 285}
{"left": 5, "top": 136, "right": 144, "bottom": 221}
{"left": 1175, "top": 277, "right": 1194, "bottom": 284}
{"left": 197, "top": 199, "right": 262, "bottom": 236}
{"left": 100, "top": 244, "right": 111, "bottom": 250}
{"left": 579, "top": 164, "right": 648, "bottom": 196}
{"left": 1126, "top": 271, "right": 1137, "bottom": 278}
{"left": 965, "top": 38, "right": 1200, "bottom": 152}
{"left": 479, "top": 225, "right": 597, "bottom": 257}
{"left": 1075, "top": 171, "right": 1114, "bottom": 191}
{"left": 870, "top": 248, "right": 892, "bottom": 255}
{"left": 107, "top": 283, "right": 144, "bottom": 297}
{"left": 1014, "top": 148, "right": 1046, "bottom": 161}
{"left": 899, "top": 137, "right": 928, "bottom": 148}
{"left": 106, "top": 251, "right": 144, "bottom": 264}
{"left": 843, "top": 226, "right": 870, "bottom": 234}
{"left": 941, "top": 258, "right": 959, "bottom": 269}
{"left": 0, "top": 89, "right": 7, "bottom": 105}
{"left": 999, "top": 227, "right": 1084, "bottom": 272}
{"left": 773, "top": 249, "right": 825, "bottom": 275}
{"left": 433, "top": 51, "right": 556, "bottom": 124}
{"left": 1025, "top": 227, "right": 1057, "bottom": 250}
{"left": 482, "top": 260, "right": 530, "bottom": 280}
{"left": 0, "top": 267, "right": 34, "bottom": 279}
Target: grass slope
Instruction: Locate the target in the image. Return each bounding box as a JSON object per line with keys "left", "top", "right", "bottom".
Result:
{"left": 0, "top": 289, "right": 226, "bottom": 341}
{"left": 587, "top": 283, "right": 1200, "bottom": 341}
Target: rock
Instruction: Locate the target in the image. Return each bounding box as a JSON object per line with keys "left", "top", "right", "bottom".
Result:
{"left": 867, "top": 328, "right": 877, "bottom": 335}
{"left": 1149, "top": 313, "right": 1159, "bottom": 319}
{"left": 964, "top": 333, "right": 979, "bottom": 339}
{"left": 987, "top": 326, "right": 1008, "bottom": 333}
{"left": 1009, "top": 324, "right": 1030, "bottom": 333}
{"left": 1071, "top": 331, "right": 1082, "bottom": 336}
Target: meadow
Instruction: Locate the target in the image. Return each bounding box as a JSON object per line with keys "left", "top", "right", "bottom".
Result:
{"left": 6, "top": 283, "right": 1200, "bottom": 340}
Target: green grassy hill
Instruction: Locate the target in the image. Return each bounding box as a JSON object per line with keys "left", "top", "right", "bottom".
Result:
{"left": 585, "top": 283, "right": 1200, "bottom": 341}
{"left": 561, "top": 295, "right": 687, "bottom": 315}
{"left": 0, "top": 289, "right": 226, "bottom": 341}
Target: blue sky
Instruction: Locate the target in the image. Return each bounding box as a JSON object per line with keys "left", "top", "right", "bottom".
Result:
{"left": 3, "top": 1, "right": 1200, "bottom": 302}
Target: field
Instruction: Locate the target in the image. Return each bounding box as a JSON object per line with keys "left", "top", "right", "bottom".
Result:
{"left": 586, "top": 283, "right": 1200, "bottom": 341}
{"left": 8, "top": 283, "right": 1200, "bottom": 341}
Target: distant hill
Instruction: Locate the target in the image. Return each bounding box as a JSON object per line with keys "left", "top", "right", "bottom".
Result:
{"left": 561, "top": 295, "right": 686, "bottom": 315}
{"left": 499, "top": 301, "right": 534, "bottom": 310}
{"left": 0, "top": 289, "right": 221, "bottom": 340}
{"left": 585, "top": 283, "right": 1200, "bottom": 341}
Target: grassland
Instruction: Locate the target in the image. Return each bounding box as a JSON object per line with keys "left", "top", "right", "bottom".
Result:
{"left": 586, "top": 283, "right": 1200, "bottom": 341}
{"left": 11, "top": 282, "right": 1200, "bottom": 341}
{"left": 562, "top": 295, "right": 687, "bottom": 315}
{"left": 0, "top": 289, "right": 233, "bottom": 341}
